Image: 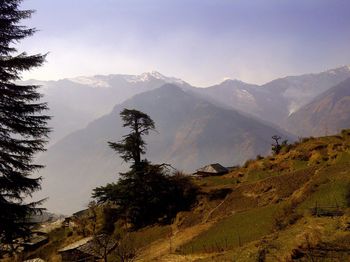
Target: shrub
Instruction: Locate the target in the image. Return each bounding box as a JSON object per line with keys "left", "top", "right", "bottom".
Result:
{"left": 93, "top": 164, "right": 199, "bottom": 229}
{"left": 243, "top": 159, "right": 254, "bottom": 168}
{"left": 256, "top": 154, "right": 264, "bottom": 160}
{"left": 208, "top": 188, "right": 233, "bottom": 201}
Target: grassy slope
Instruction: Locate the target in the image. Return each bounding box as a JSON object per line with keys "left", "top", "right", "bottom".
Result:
{"left": 139, "top": 129, "right": 350, "bottom": 261}
{"left": 20, "top": 130, "right": 350, "bottom": 261}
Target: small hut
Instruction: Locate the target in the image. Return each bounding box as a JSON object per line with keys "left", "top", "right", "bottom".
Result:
{"left": 22, "top": 232, "right": 49, "bottom": 252}
{"left": 195, "top": 163, "right": 229, "bottom": 177}
{"left": 58, "top": 237, "right": 98, "bottom": 262}
{"left": 58, "top": 235, "right": 116, "bottom": 262}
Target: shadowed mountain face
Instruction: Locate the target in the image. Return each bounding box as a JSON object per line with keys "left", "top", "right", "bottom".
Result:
{"left": 192, "top": 79, "right": 288, "bottom": 125}
{"left": 23, "top": 66, "right": 350, "bottom": 146}
{"left": 262, "top": 66, "right": 350, "bottom": 120}
{"left": 286, "top": 78, "right": 350, "bottom": 136}
{"left": 191, "top": 66, "right": 350, "bottom": 127}
{"left": 37, "top": 84, "right": 291, "bottom": 214}
{"left": 23, "top": 72, "right": 189, "bottom": 144}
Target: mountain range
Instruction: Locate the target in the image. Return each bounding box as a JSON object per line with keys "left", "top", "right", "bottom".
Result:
{"left": 193, "top": 66, "right": 350, "bottom": 126}
{"left": 287, "top": 77, "right": 350, "bottom": 136}
{"left": 26, "top": 65, "right": 350, "bottom": 214}
{"left": 22, "top": 71, "right": 190, "bottom": 144}
{"left": 25, "top": 66, "right": 350, "bottom": 144}
{"left": 37, "top": 84, "right": 290, "bottom": 214}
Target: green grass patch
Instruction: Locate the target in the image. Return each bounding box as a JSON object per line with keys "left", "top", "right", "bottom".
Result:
{"left": 291, "top": 160, "right": 309, "bottom": 171}
{"left": 297, "top": 180, "right": 349, "bottom": 212}
{"left": 131, "top": 224, "right": 172, "bottom": 248}
{"left": 245, "top": 170, "right": 279, "bottom": 183}
{"left": 297, "top": 165, "right": 350, "bottom": 213}
{"left": 335, "top": 151, "right": 350, "bottom": 164}
{"left": 178, "top": 204, "right": 281, "bottom": 254}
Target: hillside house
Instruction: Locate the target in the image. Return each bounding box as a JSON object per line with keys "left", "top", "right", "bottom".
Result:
{"left": 59, "top": 237, "right": 98, "bottom": 262}
{"left": 22, "top": 232, "right": 49, "bottom": 252}
{"left": 58, "top": 235, "right": 117, "bottom": 262}
{"left": 195, "top": 163, "right": 229, "bottom": 177}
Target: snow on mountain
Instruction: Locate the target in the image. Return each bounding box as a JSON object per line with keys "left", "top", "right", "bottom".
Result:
{"left": 262, "top": 65, "right": 350, "bottom": 117}
{"left": 123, "top": 71, "right": 185, "bottom": 85}
{"left": 69, "top": 76, "right": 111, "bottom": 88}
{"left": 67, "top": 71, "right": 185, "bottom": 88}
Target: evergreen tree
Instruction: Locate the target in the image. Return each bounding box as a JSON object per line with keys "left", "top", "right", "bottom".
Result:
{"left": 0, "top": 0, "right": 50, "bottom": 252}
{"left": 93, "top": 108, "right": 198, "bottom": 229}
{"left": 108, "top": 108, "right": 155, "bottom": 170}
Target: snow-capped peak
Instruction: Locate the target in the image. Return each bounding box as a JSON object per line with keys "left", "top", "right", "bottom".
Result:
{"left": 66, "top": 71, "right": 185, "bottom": 87}
{"left": 147, "top": 71, "right": 167, "bottom": 80}
{"left": 326, "top": 65, "right": 350, "bottom": 75}
{"left": 69, "top": 76, "right": 110, "bottom": 88}
{"left": 124, "top": 71, "right": 185, "bottom": 85}
{"left": 220, "top": 78, "right": 246, "bottom": 86}
{"left": 139, "top": 71, "right": 166, "bottom": 81}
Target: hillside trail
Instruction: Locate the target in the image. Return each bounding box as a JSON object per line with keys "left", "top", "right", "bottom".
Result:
{"left": 136, "top": 222, "right": 214, "bottom": 261}
{"left": 202, "top": 197, "right": 229, "bottom": 223}
{"left": 136, "top": 191, "right": 233, "bottom": 261}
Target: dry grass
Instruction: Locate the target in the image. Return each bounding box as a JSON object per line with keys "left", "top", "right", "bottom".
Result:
{"left": 15, "top": 130, "right": 350, "bottom": 261}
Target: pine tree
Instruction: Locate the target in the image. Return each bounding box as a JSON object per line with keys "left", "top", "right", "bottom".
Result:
{"left": 0, "top": 0, "right": 50, "bottom": 252}
{"left": 93, "top": 108, "right": 198, "bottom": 229}
{"left": 108, "top": 108, "right": 155, "bottom": 170}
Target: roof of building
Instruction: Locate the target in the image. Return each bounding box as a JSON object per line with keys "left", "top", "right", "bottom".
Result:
{"left": 196, "top": 163, "right": 228, "bottom": 174}
{"left": 24, "top": 259, "right": 46, "bottom": 262}
{"left": 58, "top": 235, "right": 117, "bottom": 257}
{"left": 23, "top": 235, "right": 48, "bottom": 246}
{"left": 72, "top": 208, "right": 88, "bottom": 218}
{"left": 58, "top": 237, "right": 93, "bottom": 253}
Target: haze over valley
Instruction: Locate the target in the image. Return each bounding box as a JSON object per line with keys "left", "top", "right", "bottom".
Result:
{"left": 27, "top": 65, "right": 350, "bottom": 214}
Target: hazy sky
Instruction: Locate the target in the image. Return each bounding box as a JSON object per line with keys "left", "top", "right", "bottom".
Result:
{"left": 19, "top": 0, "right": 350, "bottom": 86}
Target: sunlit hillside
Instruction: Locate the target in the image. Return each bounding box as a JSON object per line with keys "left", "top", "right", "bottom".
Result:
{"left": 20, "top": 129, "right": 350, "bottom": 261}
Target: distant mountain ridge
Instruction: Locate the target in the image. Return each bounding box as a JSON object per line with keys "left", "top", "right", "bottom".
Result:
{"left": 286, "top": 77, "right": 350, "bottom": 136}
{"left": 22, "top": 71, "right": 190, "bottom": 144}
{"left": 262, "top": 65, "right": 350, "bottom": 114}
{"left": 194, "top": 66, "right": 350, "bottom": 126}
{"left": 23, "top": 65, "right": 350, "bottom": 144}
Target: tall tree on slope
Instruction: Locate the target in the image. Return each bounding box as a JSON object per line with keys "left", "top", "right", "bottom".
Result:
{"left": 0, "top": 0, "right": 50, "bottom": 252}
{"left": 108, "top": 108, "right": 155, "bottom": 171}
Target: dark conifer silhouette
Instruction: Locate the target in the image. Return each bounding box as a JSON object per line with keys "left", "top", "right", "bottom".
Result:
{"left": 108, "top": 108, "right": 155, "bottom": 170}
{"left": 93, "top": 108, "right": 198, "bottom": 229}
{"left": 0, "top": 0, "right": 50, "bottom": 252}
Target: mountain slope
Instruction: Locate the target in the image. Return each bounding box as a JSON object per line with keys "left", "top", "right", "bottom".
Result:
{"left": 37, "top": 84, "right": 292, "bottom": 214}
{"left": 23, "top": 65, "right": 350, "bottom": 144}
{"left": 286, "top": 77, "right": 350, "bottom": 136}
{"left": 23, "top": 71, "right": 190, "bottom": 144}
{"left": 193, "top": 79, "right": 288, "bottom": 124}
{"left": 191, "top": 66, "right": 350, "bottom": 128}
{"left": 262, "top": 65, "right": 350, "bottom": 119}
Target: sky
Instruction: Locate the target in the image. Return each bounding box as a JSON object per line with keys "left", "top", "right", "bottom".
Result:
{"left": 19, "top": 0, "right": 350, "bottom": 87}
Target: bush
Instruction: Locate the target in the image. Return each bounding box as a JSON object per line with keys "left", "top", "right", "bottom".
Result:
{"left": 208, "top": 188, "right": 233, "bottom": 201}
{"left": 93, "top": 163, "right": 199, "bottom": 229}
{"left": 341, "top": 129, "right": 350, "bottom": 137}
{"left": 273, "top": 202, "right": 302, "bottom": 231}
{"left": 243, "top": 159, "right": 254, "bottom": 168}
{"left": 256, "top": 154, "right": 264, "bottom": 160}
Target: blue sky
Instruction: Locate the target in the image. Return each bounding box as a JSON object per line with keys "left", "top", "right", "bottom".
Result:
{"left": 19, "top": 0, "right": 350, "bottom": 86}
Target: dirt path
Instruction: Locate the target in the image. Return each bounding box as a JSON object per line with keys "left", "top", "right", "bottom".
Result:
{"left": 136, "top": 222, "right": 213, "bottom": 261}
